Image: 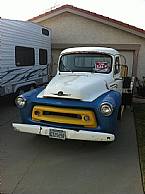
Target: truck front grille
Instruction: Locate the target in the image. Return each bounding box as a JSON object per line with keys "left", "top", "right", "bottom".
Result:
{"left": 32, "top": 105, "right": 97, "bottom": 128}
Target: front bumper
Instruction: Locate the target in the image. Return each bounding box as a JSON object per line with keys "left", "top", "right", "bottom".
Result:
{"left": 12, "top": 123, "right": 115, "bottom": 142}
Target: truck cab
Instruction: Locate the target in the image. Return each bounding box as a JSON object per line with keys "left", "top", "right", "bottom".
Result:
{"left": 13, "top": 47, "right": 128, "bottom": 142}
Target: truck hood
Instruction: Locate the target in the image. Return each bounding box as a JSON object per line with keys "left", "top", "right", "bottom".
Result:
{"left": 43, "top": 74, "right": 109, "bottom": 102}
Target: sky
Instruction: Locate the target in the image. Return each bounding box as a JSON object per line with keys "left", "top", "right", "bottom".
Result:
{"left": 0, "top": 0, "right": 145, "bottom": 30}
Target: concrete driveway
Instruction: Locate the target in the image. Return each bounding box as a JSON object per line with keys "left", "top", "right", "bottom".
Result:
{"left": 0, "top": 97, "right": 144, "bottom": 194}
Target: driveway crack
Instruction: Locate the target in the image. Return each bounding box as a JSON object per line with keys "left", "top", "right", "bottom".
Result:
{"left": 11, "top": 152, "right": 39, "bottom": 194}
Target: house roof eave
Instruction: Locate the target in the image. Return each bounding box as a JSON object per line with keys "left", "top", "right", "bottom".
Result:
{"left": 29, "top": 4, "right": 145, "bottom": 39}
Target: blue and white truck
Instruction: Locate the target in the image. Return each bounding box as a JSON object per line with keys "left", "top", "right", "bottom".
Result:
{"left": 13, "top": 47, "right": 133, "bottom": 142}
{"left": 0, "top": 19, "right": 51, "bottom": 96}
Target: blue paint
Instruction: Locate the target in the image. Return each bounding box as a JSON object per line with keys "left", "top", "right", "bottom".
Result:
{"left": 18, "top": 87, "right": 122, "bottom": 135}
{"left": 1, "top": 67, "right": 47, "bottom": 85}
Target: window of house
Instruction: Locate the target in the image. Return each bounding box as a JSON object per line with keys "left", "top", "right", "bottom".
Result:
{"left": 15, "top": 46, "right": 35, "bottom": 66}
{"left": 39, "top": 49, "right": 47, "bottom": 65}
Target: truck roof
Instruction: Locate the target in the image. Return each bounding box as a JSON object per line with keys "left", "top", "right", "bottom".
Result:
{"left": 61, "top": 47, "right": 119, "bottom": 55}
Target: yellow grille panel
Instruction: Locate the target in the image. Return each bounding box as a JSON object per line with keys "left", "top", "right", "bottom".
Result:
{"left": 32, "top": 106, "right": 97, "bottom": 128}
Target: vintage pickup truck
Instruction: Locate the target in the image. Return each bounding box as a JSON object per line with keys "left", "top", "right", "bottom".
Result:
{"left": 13, "top": 47, "right": 133, "bottom": 142}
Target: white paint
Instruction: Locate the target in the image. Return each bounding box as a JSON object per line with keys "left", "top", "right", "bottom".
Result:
{"left": 61, "top": 47, "right": 119, "bottom": 56}
{"left": 42, "top": 47, "right": 122, "bottom": 101}
{"left": 12, "top": 123, "right": 115, "bottom": 142}
{"left": 43, "top": 73, "right": 109, "bottom": 101}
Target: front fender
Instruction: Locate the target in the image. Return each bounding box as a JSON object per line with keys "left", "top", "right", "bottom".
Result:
{"left": 93, "top": 90, "right": 122, "bottom": 133}
{"left": 17, "top": 89, "right": 122, "bottom": 134}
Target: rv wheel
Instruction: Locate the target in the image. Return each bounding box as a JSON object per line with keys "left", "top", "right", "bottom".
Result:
{"left": 18, "top": 88, "right": 25, "bottom": 95}
{"left": 15, "top": 87, "right": 25, "bottom": 98}
{"left": 29, "top": 85, "right": 36, "bottom": 91}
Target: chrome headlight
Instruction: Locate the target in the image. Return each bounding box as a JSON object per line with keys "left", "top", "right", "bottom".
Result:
{"left": 15, "top": 96, "right": 26, "bottom": 108}
{"left": 100, "top": 103, "right": 113, "bottom": 116}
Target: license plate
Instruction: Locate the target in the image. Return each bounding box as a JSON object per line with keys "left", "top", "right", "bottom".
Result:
{"left": 49, "top": 129, "right": 66, "bottom": 140}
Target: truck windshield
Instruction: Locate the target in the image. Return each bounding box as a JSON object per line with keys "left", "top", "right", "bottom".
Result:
{"left": 59, "top": 53, "right": 112, "bottom": 73}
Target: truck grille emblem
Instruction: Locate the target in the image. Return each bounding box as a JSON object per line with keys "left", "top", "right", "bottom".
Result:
{"left": 58, "top": 91, "right": 63, "bottom": 96}
{"left": 51, "top": 91, "right": 71, "bottom": 96}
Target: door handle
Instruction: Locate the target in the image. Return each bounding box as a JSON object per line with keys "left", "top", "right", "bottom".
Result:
{"left": 114, "top": 78, "right": 122, "bottom": 81}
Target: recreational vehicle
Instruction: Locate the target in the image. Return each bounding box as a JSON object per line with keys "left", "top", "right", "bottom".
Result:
{"left": 0, "top": 19, "right": 51, "bottom": 96}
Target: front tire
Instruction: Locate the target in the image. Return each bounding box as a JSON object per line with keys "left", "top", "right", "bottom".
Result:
{"left": 117, "top": 106, "right": 122, "bottom": 120}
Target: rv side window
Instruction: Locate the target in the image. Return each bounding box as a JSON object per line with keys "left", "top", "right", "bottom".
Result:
{"left": 15, "top": 46, "right": 35, "bottom": 66}
{"left": 39, "top": 49, "right": 47, "bottom": 65}
{"left": 42, "top": 28, "right": 49, "bottom": 36}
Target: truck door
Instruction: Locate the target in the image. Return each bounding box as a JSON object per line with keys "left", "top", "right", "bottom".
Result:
{"left": 113, "top": 56, "right": 123, "bottom": 94}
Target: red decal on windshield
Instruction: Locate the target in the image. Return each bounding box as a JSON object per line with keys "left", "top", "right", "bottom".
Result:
{"left": 95, "top": 62, "right": 108, "bottom": 69}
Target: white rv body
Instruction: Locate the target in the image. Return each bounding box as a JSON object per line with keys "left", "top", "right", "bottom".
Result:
{"left": 0, "top": 18, "right": 51, "bottom": 96}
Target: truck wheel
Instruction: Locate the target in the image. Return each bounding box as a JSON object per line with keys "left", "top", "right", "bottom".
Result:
{"left": 117, "top": 106, "right": 122, "bottom": 120}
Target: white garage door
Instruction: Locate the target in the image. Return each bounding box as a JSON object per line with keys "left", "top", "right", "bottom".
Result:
{"left": 119, "top": 51, "right": 134, "bottom": 76}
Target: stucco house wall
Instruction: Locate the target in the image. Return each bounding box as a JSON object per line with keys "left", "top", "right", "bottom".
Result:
{"left": 31, "top": 6, "right": 145, "bottom": 79}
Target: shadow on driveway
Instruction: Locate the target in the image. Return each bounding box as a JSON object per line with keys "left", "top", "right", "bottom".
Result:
{"left": 0, "top": 98, "right": 144, "bottom": 194}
